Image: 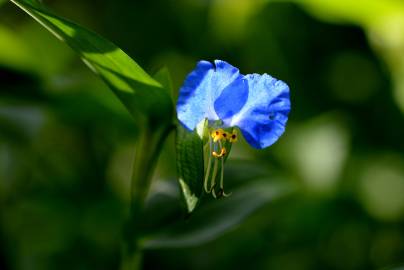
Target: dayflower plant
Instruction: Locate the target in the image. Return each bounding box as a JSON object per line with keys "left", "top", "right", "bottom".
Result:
{"left": 177, "top": 60, "right": 291, "bottom": 198}
{"left": 10, "top": 0, "right": 293, "bottom": 264}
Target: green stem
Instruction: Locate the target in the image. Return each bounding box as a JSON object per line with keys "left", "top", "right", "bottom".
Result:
{"left": 121, "top": 250, "right": 142, "bottom": 270}
{"left": 203, "top": 137, "right": 213, "bottom": 193}
{"left": 131, "top": 129, "right": 158, "bottom": 210}
{"left": 121, "top": 124, "right": 173, "bottom": 270}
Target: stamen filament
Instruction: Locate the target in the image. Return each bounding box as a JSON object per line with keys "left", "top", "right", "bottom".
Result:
{"left": 220, "top": 152, "right": 224, "bottom": 189}
{"left": 218, "top": 140, "right": 231, "bottom": 198}
{"left": 210, "top": 157, "right": 219, "bottom": 193}
{"left": 212, "top": 187, "right": 218, "bottom": 199}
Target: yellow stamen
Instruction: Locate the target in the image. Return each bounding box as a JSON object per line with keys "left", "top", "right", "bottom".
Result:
{"left": 212, "top": 147, "right": 226, "bottom": 158}
{"left": 229, "top": 130, "right": 238, "bottom": 143}
{"left": 211, "top": 128, "right": 226, "bottom": 142}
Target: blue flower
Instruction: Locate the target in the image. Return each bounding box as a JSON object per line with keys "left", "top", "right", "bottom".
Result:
{"left": 177, "top": 60, "right": 290, "bottom": 149}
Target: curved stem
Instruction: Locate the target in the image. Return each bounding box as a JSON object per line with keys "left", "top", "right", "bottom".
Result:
{"left": 122, "top": 124, "right": 174, "bottom": 270}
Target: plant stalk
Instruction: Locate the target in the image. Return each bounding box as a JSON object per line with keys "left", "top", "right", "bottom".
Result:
{"left": 121, "top": 123, "right": 173, "bottom": 270}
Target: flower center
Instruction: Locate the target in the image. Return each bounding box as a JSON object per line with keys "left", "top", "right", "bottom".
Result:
{"left": 204, "top": 128, "right": 237, "bottom": 198}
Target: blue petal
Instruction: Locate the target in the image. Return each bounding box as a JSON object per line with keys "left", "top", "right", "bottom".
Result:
{"left": 214, "top": 76, "right": 249, "bottom": 125}
{"left": 177, "top": 60, "right": 242, "bottom": 130}
{"left": 230, "top": 74, "right": 290, "bottom": 149}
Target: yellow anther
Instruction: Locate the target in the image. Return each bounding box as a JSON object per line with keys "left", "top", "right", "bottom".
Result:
{"left": 229, "top": 130, "right": 238, "bottom": 143}
{"left": 211, "top": 128, "right": 226, "bottom": 142}
{"left": 212, "top": 147, "right": 227, "bottom": 158}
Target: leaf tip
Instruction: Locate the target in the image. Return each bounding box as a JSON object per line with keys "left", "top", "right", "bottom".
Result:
{"left": 179, "top": 178, "right": 199, "bottom": 213}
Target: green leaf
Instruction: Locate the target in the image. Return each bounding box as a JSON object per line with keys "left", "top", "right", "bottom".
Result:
{"left": 0, "top": 25, "right": 37, "bottom": 72}
{"left": 381, "top": 266, "right": 404, "bottom": 270}
{"left": 9, "top": 0, "right": 173, "bottom": 128}
{"left": 140, "top": 180, "right": 293, "bottom": 249}
{"left": 176, "top": 119, "right": 208, "bottom": 213}
{"left": 153, "top": 67, "right": 174, "bottom": 98}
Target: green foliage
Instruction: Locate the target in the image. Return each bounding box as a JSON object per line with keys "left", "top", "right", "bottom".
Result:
{"left": 153, "top": 67, "right": 174, "bottom": 99}
{"left": 176, "top": 120, "right": 206, "bottom": 213}
{"left": 9, "top": 0, "right": 173, "bottom": 129}
{"left": 2, "top": 0, "right": 404, "bottom": 269}
{"left": 383, "top": 267, "right": 404, "bottom": 270}
{"left": 0, "top": 26, "right": 36, "bottom": 72}
{"left": 141, "top": 180, "right": 293, "bottom": 249}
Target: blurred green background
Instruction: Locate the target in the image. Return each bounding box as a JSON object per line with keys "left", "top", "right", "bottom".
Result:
{"left": 1, "top": 0, "right": 404, "bottom": 269}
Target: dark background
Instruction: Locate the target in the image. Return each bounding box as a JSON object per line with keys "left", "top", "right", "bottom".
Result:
{"left": 1, "top": 0, "right": 404, "bottom": 269}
